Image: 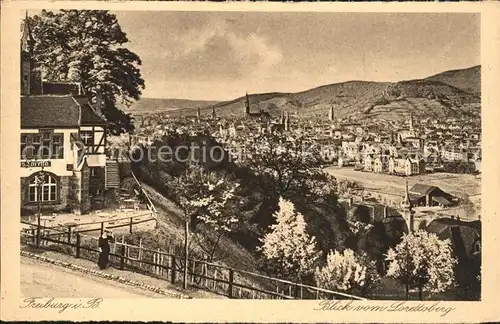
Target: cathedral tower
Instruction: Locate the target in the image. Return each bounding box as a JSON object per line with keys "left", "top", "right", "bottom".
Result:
{"left": 242, "top": 92, "right": 251, "bottom": 118}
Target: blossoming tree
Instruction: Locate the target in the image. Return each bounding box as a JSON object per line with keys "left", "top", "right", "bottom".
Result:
{"left": 259, "top": 198, "right": 319, "bottom": 282}
{"left": 314, "top": 249, "right": 380, "bottom": 297}
{"left": 385, "top": 230, "right": 456, "bottom": 300}
{"left": 170, "top": 165, "right": 240, "bottom": 288}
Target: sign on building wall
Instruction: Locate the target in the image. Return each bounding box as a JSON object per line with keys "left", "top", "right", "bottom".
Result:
{"left": 21, "top": 161, "right": 51, "bottom": 168}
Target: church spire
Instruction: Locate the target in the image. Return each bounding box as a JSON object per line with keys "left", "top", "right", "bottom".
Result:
{"left": 329, "top": 105, "right": 334, "bottom": 121}
{"left": 20, "top": 11, "right": 42, "bottom": 96}
{"left": 21, "top": 11, "right": 35, "bottom": 55}
{"left": 402, "top": 180, "right": 412, "bottom": 208}
{"left": 401, "top": 180, "right": 415, "bottom": 233}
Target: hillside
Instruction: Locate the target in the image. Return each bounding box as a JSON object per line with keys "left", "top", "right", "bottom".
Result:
{"left": 424, "top": 65, "right": 481, "bottom": 95}
{"left": 124, "top": 98, "right": 220, "bottom": 115}
{"left": 221, "top": 66, "right": 480, "bottom": 122}
{"left": 134, "top": 65, "right": 481, "bottom": 122}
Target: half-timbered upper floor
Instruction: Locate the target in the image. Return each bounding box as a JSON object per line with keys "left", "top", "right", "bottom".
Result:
{"left": 20, "top": 94, "right": 107, "bottom": 178}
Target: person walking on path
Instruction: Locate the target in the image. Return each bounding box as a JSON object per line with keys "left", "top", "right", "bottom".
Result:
{"left": 98, "top": 229, "right": 114, "bottom": 270}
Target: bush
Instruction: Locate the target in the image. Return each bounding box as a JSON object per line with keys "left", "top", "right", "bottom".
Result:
{"left": 314, "top": 249, "right": 380, "bottom": 297}
{"left": 443, "top": 161, "right": 478, "bottom": 174}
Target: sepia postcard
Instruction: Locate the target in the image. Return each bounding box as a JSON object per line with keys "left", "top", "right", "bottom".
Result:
{"left": 1, "top": 1, "right": 500, "bottom": 322}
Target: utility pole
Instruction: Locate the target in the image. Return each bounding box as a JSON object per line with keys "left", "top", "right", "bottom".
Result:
{"left": 36, "top": 167, "right": 46, "bottom": 248}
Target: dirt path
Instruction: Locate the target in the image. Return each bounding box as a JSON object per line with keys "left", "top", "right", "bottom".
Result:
{"left": 21, "top": 256, "right": 165, "bottom": 298}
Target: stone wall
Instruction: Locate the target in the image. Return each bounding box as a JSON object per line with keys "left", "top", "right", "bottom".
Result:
{"left": 72, "top": 164, "right": 91, "bottom": 215}
{"left": 81, "top": 166, "right": 90, "bottom": 214}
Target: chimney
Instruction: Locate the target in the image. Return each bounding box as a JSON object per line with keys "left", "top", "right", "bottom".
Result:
{"left": 95, "top": 85, "right": 103, "bottom": 116}
{"left": 348, "top": 197, "right": 353, "bottom": 206}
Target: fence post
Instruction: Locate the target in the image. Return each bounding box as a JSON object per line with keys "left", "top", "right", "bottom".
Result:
{"left": 120, "top": 245, "right": 126, "bottom": 270}
{"left": 228, "top": 268, "right": 234, "bottom": 298}
{"left": 100, "top": 222, "right": 104, "bottom": 236}
{"left": 36, "top": 223, "right": 41, "bottom": 248}
{"left": 67, "top": 226, "right": 72, "bottom": 243}
{"left": 295, "top": 284, "right": 300, "bottom": 299}
{"left": 31, "top": 228, "right": 35, "bottom": 244}
{"left": 75, "top": 233, "right": 81, "bottom": 258}
{"left": 171, "top": 255, "right": 176, "bottom": 284}
{"left": 129, "top": 217, "right": 133, "bottom": 234}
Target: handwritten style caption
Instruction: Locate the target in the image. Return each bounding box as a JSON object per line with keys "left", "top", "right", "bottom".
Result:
{"left": 315, "top": 300, "right": 455, "bottom": 317}
{"left": 20, "top": 297, "right": 103, "bottom": 314}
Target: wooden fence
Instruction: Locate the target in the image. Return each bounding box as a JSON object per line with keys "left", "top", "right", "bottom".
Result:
{"left": 20, "top": 230, "right": 365, "bottom": 300}
{"left": 21, "top": 212, "right": 156, "bottom": 238}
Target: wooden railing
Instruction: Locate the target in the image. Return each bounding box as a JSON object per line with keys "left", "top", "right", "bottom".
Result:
{"left": 20, "top": 230, "right": 365, "bottom": 300}
{"left": 130, "top": 169, "right": 157, "bottom": 215}
{"left": 21, "top": 212, "right": 155, "bottom": 237}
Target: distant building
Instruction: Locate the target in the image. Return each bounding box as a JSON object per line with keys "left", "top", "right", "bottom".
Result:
{"left": 242, "top": 92, "right": 271, "bottom": 121}
{"left": 388, "top": 156, "right": 426, "bottom": 176}
{"left": 408, "top": 183, "right": 456, "bottom": 207}
{"left": 441, "top": 147, "right": 468, "bottom": 162}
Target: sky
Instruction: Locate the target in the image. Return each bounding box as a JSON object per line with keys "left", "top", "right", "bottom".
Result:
{"left": 40, "top": 11, "right": 483, "bottom": 101}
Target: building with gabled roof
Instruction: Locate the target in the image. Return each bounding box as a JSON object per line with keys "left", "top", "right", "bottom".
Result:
{"left": 20, "top": 15, "right": 111, "bottom": 216}
{"left": 408, "top": 183, "right": 456, "bottom": 207}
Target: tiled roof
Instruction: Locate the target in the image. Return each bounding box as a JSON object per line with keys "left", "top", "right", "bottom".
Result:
{"left": 21, "top": 96, "right": 80, "bottom": 128}
{"left": 21, "top": 95, "right": 107, "bottom": 128}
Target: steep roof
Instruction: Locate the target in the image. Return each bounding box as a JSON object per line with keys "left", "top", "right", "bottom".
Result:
{"left": 21, "top": 95, "right": 107, "bottom": 128}
{"left": 74, "top": 96, "right": 107, "bottom": 126}
{"left": 426, "top": 218, "right": 481, "bottom": 257}
{"left": 21, "top": 96, "right": 80, "bottom": 128}
{"left": 409, "top": 183, "right": 439, "bottom": 196}
{"left": 80, "top": 103, "right": 107, "bottom": 126}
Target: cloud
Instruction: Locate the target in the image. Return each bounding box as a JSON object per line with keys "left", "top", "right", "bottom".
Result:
{"left": 162, "top": 19, "right": 283, "bottom": 81}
